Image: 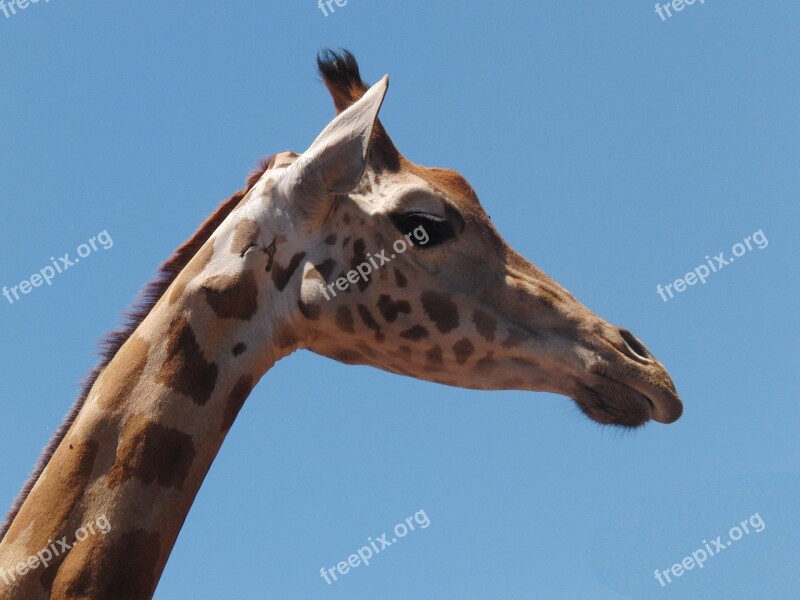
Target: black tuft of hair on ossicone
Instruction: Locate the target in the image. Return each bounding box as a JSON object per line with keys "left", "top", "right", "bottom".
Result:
{"left": 316, "top": 48, "right": 370, "bottom": 112}
{"left": 316, "top": 48, "right": 401, "bottom": 171}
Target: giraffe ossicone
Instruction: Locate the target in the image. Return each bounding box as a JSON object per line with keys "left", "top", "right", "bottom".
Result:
{"left": 0, "top": 50, "right": 681, "bottom": 598}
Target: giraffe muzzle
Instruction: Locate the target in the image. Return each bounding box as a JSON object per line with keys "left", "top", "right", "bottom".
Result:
{"left": 576, "top": 327, "right": 682, "bottom": 427}
{"left": 580, "top": 369, "right": 682, "bottom": 426}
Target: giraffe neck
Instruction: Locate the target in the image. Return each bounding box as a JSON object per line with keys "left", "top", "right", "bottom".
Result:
{"left": 0, "top": 221, "right": 302, "bottom": 598}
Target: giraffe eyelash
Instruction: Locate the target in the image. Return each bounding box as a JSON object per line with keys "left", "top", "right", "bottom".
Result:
{"left": 389, "top": 212, "right": 456, "bottom": 248}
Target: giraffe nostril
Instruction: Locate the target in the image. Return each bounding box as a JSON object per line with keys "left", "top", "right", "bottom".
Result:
{"left": 619, "top": 329, "right": 653, "bottom": 363}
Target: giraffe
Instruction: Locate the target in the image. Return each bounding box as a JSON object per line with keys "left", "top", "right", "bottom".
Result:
{"left": 0, "top": 50, "right": 682, "bottom": 598}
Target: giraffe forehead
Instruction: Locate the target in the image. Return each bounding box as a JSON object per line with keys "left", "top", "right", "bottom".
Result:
{"left": 404, "top": 163, "right": 488, "bottom": 218}
{"left": 350, "top": 165, "right": 492, "bottom": 243}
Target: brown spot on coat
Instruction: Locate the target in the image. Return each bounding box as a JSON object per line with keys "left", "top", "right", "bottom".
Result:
{"left": 303, "top": 265, "right": 325, "bottom": 285}
{"left": 169, "top": 243, "right": 214, "bottom": 304}
{"left": 394, "top": 268, "right": 408, "bottom": 288}
{"left": 274, "top": 321, "right": 298, "bottom": 349}
{"left": 232, "top": 342, "right": 247, "bottom": 357}
{"left": 473, "top": 354, "right": 498, "bottom": 374}
{"left": 271, "top": 151, "right": 299, "bottom": 169}
{"left": 230, "top": 219, "right": 260, "bottom": 256}
{"left": 452, "top": 338, "right": 475, "bottom": 365}
{"left": 298, "top": 300, "right": 321, "bottom": 320}
{"left": 272, "top": 251, "right": 306, "bottom": 291}
{"left": 342, "top": 236, "right": 351, "bottom": 248}
{"left": 313, "top": 259, "right": 337, "bottom": 283}
{"left": 51, "top": 528, "right": 161, "bottom": 600}
{"left": 335, "top": 305, "right": 355, "bottom": 333}
{"left": 357, "top": 304, "right": 384, "bottom": 341}
{"left": 97, "top": 335, "right": 149, "bottom": 410}
{"left": 108, "top": 414, "right": 196, "bottom": 489}
{"left": 324, "top": 233, "right": 338, "bottom": 245}
{"left": 202, "top": 271, "right": 258, "bottom": 320}
{"left": 502, "top": 328, "right": 530, "bottom": 348}
{"left": 350, "top": 239, "right": 370, "bottom": 291}
{"left": 425, "top": 345, "right": 443, "bottom": 365}
{"left": 472, "top": 309, "right": 497, "bottom": 342}
{"left": 421, "top": 291, "right": 459, "bottom": 333}
{"left": 334, "top": 272, "right": 351, "bottom": 294}
{"left": 222, "top": 375, "right": 254, "bottom": 432}
{"left": 511, "top": 357, "right": 538, "bottom": 369}
{"left": 156, "top": 316, "right": 218, "bottom": 406}
{"left": 377, "top": 295, "right": 411, "bottom": 323}
{"left": 400, "top": 325, "right": 429, "bottom": 341}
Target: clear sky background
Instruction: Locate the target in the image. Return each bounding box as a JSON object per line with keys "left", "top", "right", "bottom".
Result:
{"left": 1, "top": 1, "right": 798, "bottom": 598}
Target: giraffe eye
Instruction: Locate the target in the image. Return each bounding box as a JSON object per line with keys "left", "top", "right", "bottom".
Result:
{"left": 390, "top": 212, "right": 456, "bottom": 248}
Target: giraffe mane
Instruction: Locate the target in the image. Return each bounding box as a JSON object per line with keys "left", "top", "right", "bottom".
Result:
{"left": 0, "top": 157, "right": 275, "bottom": 542}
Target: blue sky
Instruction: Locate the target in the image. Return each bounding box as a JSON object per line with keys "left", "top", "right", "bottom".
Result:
{"left": 1, "top": 1, "right": 798, "bottom": 598}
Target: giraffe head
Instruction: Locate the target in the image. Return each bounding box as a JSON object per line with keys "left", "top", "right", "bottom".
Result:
{"left": 225, "top": 51, "right": 681, "bottom": 428}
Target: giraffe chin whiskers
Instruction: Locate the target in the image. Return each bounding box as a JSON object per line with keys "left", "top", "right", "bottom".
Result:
{"left": 573, "top": 380, "right": 655, "bottom": 429}
{"left": 574, "top": 366, "right": 683, "bottom": 427}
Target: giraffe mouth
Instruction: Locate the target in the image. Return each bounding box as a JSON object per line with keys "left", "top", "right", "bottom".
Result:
{"left": 573, "top": 373, "right": 680, "bottom": 428}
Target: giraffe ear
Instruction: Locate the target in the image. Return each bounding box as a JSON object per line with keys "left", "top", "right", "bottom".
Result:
{"left": 282, "top": 76, "right": 388, "bottom": 219}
